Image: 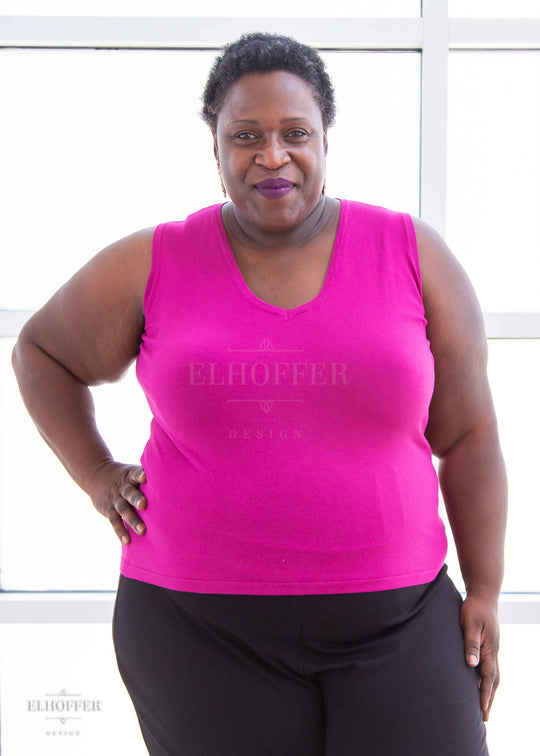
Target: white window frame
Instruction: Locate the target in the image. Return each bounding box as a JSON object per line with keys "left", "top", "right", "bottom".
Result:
{"left": 1, "top": 1, "right": 539, "bottom": 623}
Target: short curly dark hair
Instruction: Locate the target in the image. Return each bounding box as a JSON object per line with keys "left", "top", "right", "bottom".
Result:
{"left": 200, "top": 32, "right": 336, "bottom": 133}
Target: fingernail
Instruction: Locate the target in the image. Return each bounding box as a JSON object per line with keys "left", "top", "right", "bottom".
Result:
{"left": 136, "top": 523, "right": 145, "bottom": 534}
{"left": 468, "top": 655, "right": 478, "bottom": 666}
{"left": 122, "top": 535, "right": 129, "bottom": 544}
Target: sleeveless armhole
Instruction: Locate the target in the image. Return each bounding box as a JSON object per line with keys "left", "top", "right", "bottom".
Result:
{"left": 143, "top": 222, "right": 167, "bottom": 320}
{"left": 401, "top": 212, "right": 424, "bottom": 301}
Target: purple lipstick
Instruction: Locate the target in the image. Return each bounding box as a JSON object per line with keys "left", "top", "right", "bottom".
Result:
{"left": 255, "top": 178, "right": 295, "bottom": 199}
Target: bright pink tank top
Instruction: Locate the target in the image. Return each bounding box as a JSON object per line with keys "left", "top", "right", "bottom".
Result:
{"left": 120, "top": 199, "right": 448, "bottom": 594}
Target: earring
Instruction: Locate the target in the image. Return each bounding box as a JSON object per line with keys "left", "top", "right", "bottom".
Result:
{"left": 217, "top": 164, "right": 227, "bottom": 198}
{"left": 322, "top": 181, "right": 326, "bottom": 196}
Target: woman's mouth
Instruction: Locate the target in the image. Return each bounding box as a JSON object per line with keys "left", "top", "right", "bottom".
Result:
{"left": 255, "top": 179, "right": 295, "bottom": 199}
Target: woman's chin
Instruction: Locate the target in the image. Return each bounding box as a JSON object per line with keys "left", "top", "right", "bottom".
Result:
{"left": 239, "top": 195, "right": 320, "bottom": 234}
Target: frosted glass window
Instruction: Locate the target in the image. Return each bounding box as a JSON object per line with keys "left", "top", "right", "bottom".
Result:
{"left": 323, "top": 51, "right": 420, "bottom": 217}
{"left": 0, "top": 1, "right": 420, "bottom": 17}
{"left": 447, "top": 51, "right": 540, "bottom": 312}
{"left": 0, "top": 49, "right": 219, "bottom": 310}
{"left": 0, "top": 339, "right": 151, "bottom": 590}
{"left": 450, "top": 0, "right": 540, "bottom": 18}
{"left": 1, "top": 48, "right": 419, "bottom": 310}
{"left": 0, "top": 623, "right": 147, "bottom": 755}
{"left": 441, "top": 340, "right": 540, "bottom": 595}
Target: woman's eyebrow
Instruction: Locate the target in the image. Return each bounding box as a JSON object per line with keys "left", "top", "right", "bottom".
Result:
{"left": 230, "top": 117, "right": 311, "bottom": 125}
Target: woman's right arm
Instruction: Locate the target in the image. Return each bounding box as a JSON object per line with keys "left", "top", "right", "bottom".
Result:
{"left": 11, "top": 226, "right": 155, "bottom": 544}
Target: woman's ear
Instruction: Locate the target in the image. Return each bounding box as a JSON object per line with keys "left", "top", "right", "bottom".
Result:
{"left": 323, "top": 131, "right": 328, "bottom": 157}
{"left": 213, "top": 132, "right": 219, "bottom": 163}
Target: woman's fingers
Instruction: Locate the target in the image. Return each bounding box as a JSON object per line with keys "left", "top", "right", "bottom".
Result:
{"left": 121, "top": 479, "right": 147, "bottom": 511}
{"left": 127, "top": 466, "right": 146, "bottom": 486}
{"left": 108, "top": 508, "right": 132, "bottom": 544}
{"left": 89, "top": 462, "right": 148, "bottom": 544}
{"left": 114, "top": 495, "right": 146, "bottom": 537}
{"left": 460, "top": 595, "right": 500, "bottom": 722}
{"left": 113, "top": 468, "right": 147, "bottom": 542}
{"left": 477, "top": 643, "right": 500, "bottom": 721}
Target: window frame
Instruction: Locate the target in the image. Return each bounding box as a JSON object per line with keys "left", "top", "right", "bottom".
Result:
{"left": 1, "top": 1, "right": 539, "bottom": 622}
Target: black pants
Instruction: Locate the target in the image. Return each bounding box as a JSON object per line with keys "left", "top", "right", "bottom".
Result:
{"left": 112, "top": 564, "right": 489, "bottom": 755}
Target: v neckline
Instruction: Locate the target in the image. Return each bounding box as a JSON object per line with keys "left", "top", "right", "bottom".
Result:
{"left": 214, "top": 199, "right": 347, "bottom": 320}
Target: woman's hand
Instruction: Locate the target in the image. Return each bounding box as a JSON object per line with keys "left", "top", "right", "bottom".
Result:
{"left": 87, "top": 461, "right": 147, "bottom": 544}
{"left": 460, "top": 593, "right": 500, "bottom": 722}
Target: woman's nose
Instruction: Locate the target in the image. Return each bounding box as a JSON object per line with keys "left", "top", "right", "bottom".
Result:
{"left": 255, "top": 138, "right": 291, "bottom": 169}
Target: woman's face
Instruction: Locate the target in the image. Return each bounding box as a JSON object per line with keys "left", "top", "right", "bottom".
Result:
{"left": 214, "top": 70, "right": 328, "bottom": 234}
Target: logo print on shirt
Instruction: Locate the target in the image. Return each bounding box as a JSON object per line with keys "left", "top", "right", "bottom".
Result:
{"left": 260, "top": 400, "right": 274, "bottom": 414}
{"left": 188, "top": 338, "right": 351, "bottom": 415}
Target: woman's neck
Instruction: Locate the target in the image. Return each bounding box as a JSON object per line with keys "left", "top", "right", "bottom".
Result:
{"left": 222, "top": 196, "right": 339, "bottom": 254}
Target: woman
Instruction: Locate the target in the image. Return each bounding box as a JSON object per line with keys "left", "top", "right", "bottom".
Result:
{"left": 12, "top": 32, "right": 507, "bottom": 756}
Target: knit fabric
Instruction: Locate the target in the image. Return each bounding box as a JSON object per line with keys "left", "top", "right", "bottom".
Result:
{"left": 120, "top": 199, "right": 447, "bottom": 594}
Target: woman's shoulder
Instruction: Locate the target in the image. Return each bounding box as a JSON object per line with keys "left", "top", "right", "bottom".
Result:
{"left": 159, "top": 202, "right": 224, "bottom": 230}
{"left": 95, "top": 225, "right": 156, "bottom": 304}
{"left": 115, "top": 203, "right": 221, "bottom": 283}
{"left": 408, "top": 217, "right": 492, "bottom": 457}
{"left": 337, "top": 197, "right": 415, "bottom": 238}
{"left": 409, "top": 216, "right": 467, "bottom": 311}
{"left": 18, "top": 224, "right": 158, "bottom": 387}
{"left": 338, "top": 196, "right": 401, "bottom": 218}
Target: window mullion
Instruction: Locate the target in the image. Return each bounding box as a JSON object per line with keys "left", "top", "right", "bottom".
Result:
{"left": 419, "top": 0, "right": 449, "bottom": 235}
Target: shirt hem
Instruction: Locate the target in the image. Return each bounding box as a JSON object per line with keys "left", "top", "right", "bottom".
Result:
{"left": 119, "top": 558, "right": 445, "bottom": 595}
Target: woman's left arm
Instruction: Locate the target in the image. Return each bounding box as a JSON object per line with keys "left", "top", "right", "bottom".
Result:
{"left": 413, "top": 217, "right": 508, "bottom": 722}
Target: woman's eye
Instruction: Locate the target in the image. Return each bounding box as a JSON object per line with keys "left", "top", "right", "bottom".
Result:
{"left": 232, "top": 130, "right": 307, "bottom": 142}
{"left": 234, "top": 132, "right": 257, "bottom": 141}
